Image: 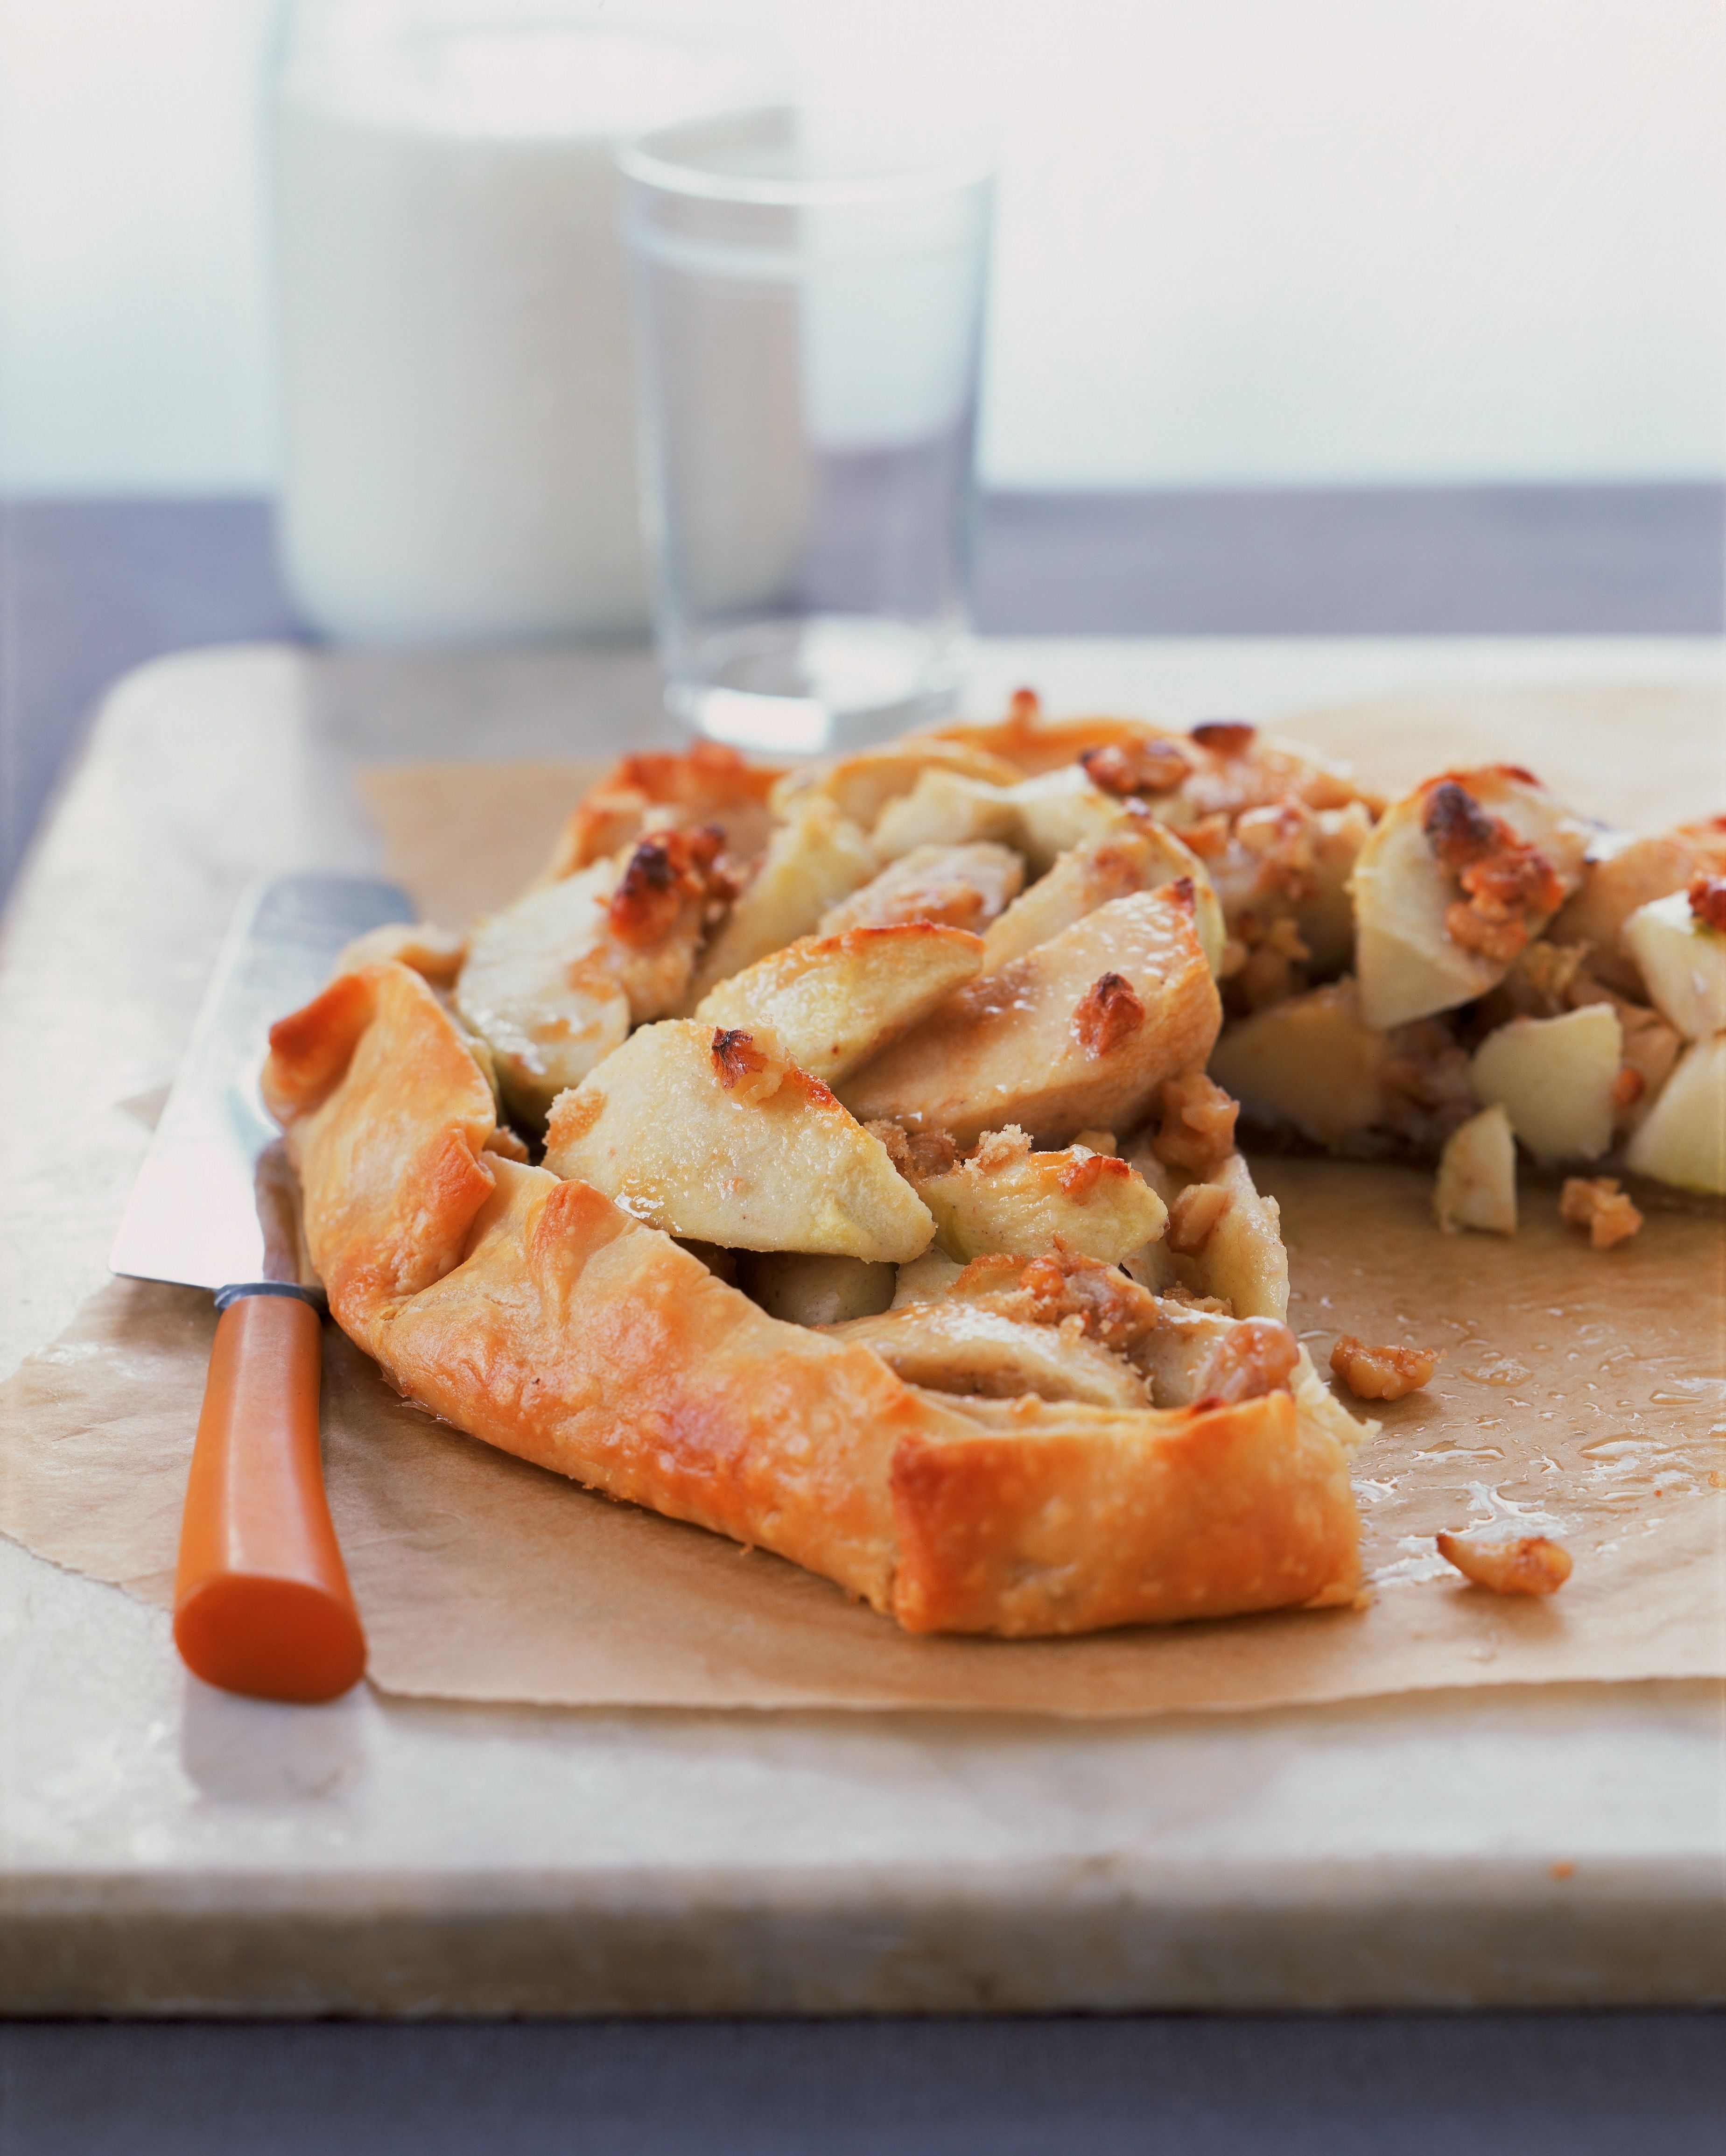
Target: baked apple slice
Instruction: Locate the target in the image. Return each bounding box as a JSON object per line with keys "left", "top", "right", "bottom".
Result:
{"left": 1349, "top": 766, "right": 1589, "bottom": 1029}
{"left": 818, "top": 842, "right": 1025, "bottom": 934}
{"left": 822, "top": 1300, "right": 1149, "bottom": 1409}
{"left": 543, "top": 1019, "right": 935, "bottom": 1261}
{"left": 839, "top": 884, "right": 1221, "bottom": 1147}
{"left": 770, "top": 738, "right": 1023, "bottom": 831}
{"left": 682, "top": 796, "right": 877, "bottom": 1001}
{"left": 453, "top": 860, "right": 631, "bottom": 1125}
{"left": 694, "top": 922, "right": 983, "bottom": 1085}
{"left": 980, "top": 818, "right": 1226, "bottom": 975}
{"left": 912, "top": 1124, "right": 1168, "bottom": 1264}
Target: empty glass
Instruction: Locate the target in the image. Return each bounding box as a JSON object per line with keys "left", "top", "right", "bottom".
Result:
{"left": 619, "top": 106, "right": 994, "bottom": 754}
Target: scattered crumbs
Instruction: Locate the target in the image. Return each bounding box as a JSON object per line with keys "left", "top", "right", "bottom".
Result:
{"left": 1319, "top": 1295, "right": 1333, "bottom": 1309}
{"left": 1712, "top": 1471, "right": 1726, "bottom": 1491}
{"left": 1551, "top": 1860, "right": 1576, "bottom": 1881}
{"left": 1547, "top": 1308, "right": 1565, "bottom": 1318}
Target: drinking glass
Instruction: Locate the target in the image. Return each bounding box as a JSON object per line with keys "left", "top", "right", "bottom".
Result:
{"left": 619, "top": 106, "right": 994, "bottom": 754}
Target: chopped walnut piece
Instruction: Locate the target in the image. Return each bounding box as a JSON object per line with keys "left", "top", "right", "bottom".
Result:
{"left": 1330, "top": 1335, "right": 1438, "bottom": 1401}
{"left": 1081, "top": 739, "right": 1191, "bottom": 797}
{"left": 1151, "top": 1069, "right": 1240, "bottom": 1177}
{"left": 710, "top": 1025, "right": 787, "bottom": 1104}
{"left": 1558, "top": 1176, "right": 1644, "bottom": 1250}
{"left": 608, "top": 825, "right": 733, "bottom": 948}
{"left": 1004, "top": 1241, "right": 1163, "bottom": 1353}
{"left": 1422, "top": 777, "right": 1565, "bottom": 965}
{"left": 864, "top": 1119, "right": 959, "bottom": 1182}
{"left": 865, "top": 1117, "right": 913, "bottom": 1175}
{"left": 1436, "top": 1531, "right": 1573, "bottom": 1596}
{"left": 1422, "top": 779, "right": 1501, "bottom": 868}
{"left": 1180, "top": 812, "right": 1234, "bottom": 860}
{"left": 1610, "top": 1066, "right": 1645, "bottom": 1111}
{"left": 1191, "top": 719, "right": 1256, "bottom": 756}
{"left": 970, "top": 1124, "right": 1033, "bottom": 1173}
{"left": 1193, "top": 1316, "right": 1299, "bottom": 1403}
{"left": 1056, "top": 1149, "right": 1123, "bottom": 1199}
{"left": 1443, "top": 899, "right": 1530, "bottom": 965}
{"left": 1689, "top": 874, "right": 1726, "bottom": 932}
{"left": 1071, "top": 971, "right": 1146, "bottom": 1057}
{"left": 1165, "top": 1180, "right": 1231, "bottom": 1255}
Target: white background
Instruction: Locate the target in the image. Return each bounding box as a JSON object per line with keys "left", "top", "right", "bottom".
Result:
{"left": 0, "top": 0, "right": 1721, "bottom": 492}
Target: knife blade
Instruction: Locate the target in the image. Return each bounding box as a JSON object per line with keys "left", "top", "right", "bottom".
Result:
{"left": 112, "top": 872, "right": 413, "bottom": 1704}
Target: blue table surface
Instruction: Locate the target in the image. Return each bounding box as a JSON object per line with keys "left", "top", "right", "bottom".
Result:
{"left": 2, "top": 483, "right": 1721, "bottom": 2154}
{"left": 2, "top": 482, "right": 1721, "bottom": 900}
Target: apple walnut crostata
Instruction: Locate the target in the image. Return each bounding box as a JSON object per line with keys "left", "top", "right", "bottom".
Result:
{"left": 261, "top": 693, "right": 1725, "bottom": 1635}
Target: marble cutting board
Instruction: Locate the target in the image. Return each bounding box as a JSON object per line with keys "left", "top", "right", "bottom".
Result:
{"left": 2, "top": 634, "right": 1722, "bottom": 2016}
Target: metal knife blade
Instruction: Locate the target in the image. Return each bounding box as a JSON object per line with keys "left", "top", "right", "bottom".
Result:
{"left": 110, "top": 873, "right": 413, "bottom": 1293}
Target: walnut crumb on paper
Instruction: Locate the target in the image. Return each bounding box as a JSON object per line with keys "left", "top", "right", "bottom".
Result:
{"left": 1559, "top": 1176, "right": 1643, "bottom": 1250}
{"left": 1330, "top": 1336, "right": 1438, "bottom": 1401}
{"left": 1435, "top": 1530, "right": 1573, "bottom": 1596}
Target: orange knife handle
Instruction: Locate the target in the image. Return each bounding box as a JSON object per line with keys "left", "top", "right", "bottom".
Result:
{"left": 173, "top": 1286, "right": 366, "bottom": 1704}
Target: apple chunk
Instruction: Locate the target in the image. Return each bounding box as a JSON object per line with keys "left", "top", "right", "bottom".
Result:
{"left": 1433, "top": 1105, "right": 1517, "bottom": 1235}
{"left": 1207, "top": 979, "right": 1386, "bottom": 1148}
{"left": 543, "top": 1020, "right": 935, "bottom": 1261}
{"left": 1623, "top": 889, "right": 1726, "bottom": 1040}
{"left": 1624, "top": 1035, "right": 1726, "bottom": 1194}
{"left": 1468, "top": 1005, "right": 1621, "bottom": 1163}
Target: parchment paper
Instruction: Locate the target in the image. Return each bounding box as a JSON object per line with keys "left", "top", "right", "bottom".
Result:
{"left": 3, "top": 688, "right": 1722, "bottom": 1713}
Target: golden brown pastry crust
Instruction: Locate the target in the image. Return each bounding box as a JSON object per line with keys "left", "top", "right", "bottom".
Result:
{"left": 265, "top": 957, "right": 1360, "bottom": 1637}
{"left": 890, "top": 1392, "right": 1360, "bottom": 1635}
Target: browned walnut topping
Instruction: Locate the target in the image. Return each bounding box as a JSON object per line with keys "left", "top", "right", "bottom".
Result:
{"left": 1165, "top": 1180, "right": 1231, "bottom": 1256}
{"left": 865, "top": 1119, "right": 958, "bottom": 1182}
{"left": 1055, "top": 1148, "right": 1127, "bottom": 1199}
{"left": 1193, "top": 1316, "right": 1300, "bottom": 1405}
{"left": 1152, "top": 1069, "right": 1240, "bottom": 1177}
{"left": 1421, "top": 779, "right": 1564, "bottom": 965}
{"left": 1435, "top": 1530, "right": 1573, "bottom": 1596}
{"left": 1081, "top": 739, "right": 1191, "bottom": 797}
{"left": 996, "top": 1241, "right": 1162, "bottom": 1353}
{"left": 1558, "top": 1175, "right": 1644, "bottom": 1250}
{"left": 608, "top": 824, "right": 732, "bottom": 947}
{"left": 711, "top": 1027, "right": 772, "bottom": 1092}
{"left": 1689, "top": 873, "right": 1726, "bottom": 932}
{"left": 1330, "top": 1335, "right": 1438, "bottom": 1401}
{"left": 1071, "top": 971, "right": 1146, "bottom": 1057}
{"left": 1421, "top": 778, "right": 1500, "bottom": 867}
{"left": 1190, "top": 719, "right": 1257, "bottom": 757}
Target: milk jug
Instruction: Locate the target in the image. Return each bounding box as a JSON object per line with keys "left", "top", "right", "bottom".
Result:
{"left": 273, "top": 0, "right": 771, "bottom": 645}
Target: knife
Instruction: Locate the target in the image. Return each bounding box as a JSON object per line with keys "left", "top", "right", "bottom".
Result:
{"left": 111, "top": 873, "right": 413, "bottom": 1704}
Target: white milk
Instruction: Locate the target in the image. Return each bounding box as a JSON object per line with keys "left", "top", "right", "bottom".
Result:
{"left": 274, "top": 28, "right": 762, "bottom": 645}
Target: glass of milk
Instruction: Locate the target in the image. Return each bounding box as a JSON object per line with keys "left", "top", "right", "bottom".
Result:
{"left": 619, "top": 105, "right": 995, "bottom": 754}
{"left": 272, "top": 0, "right": 773, "bottom": 647}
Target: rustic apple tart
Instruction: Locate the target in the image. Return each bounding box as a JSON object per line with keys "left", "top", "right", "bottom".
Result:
{"left": 263, "top": 695, "right": 1724, "bottom": 1635}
